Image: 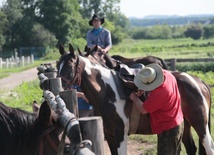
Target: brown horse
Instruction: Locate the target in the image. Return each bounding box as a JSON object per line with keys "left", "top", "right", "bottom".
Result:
{"left": 111, "top": 54, "right": 168, "bottom": 69}
{"left": 0, "top": 101, "right": 72, "bottom": 155}
{"left": 79, "top": 45, "right": 168, "bottom": 70}
{"left": 58, "top": 44, "right": 214, "bottom": 155}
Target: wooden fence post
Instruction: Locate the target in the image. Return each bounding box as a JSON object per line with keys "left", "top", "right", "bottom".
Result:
{"left": 0, "top": 58, "right": 2, "bottom": 68}
{"left": 59, "top": 90, "right": 79, "bottom": 117}
{"left": 79, "top": 116, "right": 105, "bottom": 155}
{"left": 6, "top": 58, "right": 9, "bottom": 68}
{"left": 21, "top": 56, "right": 25, "bottom": 67}
{"left": 170, "top": 58, "right": 176, "bottom": 71}
{"left": 31, "top": 54, "right": 34, "bottom": 64}
{"left": 48, "top": 77, "right": 63, "bottom": 96}
{"left": 44, "top": 72, "right": 57, "bottom": 79}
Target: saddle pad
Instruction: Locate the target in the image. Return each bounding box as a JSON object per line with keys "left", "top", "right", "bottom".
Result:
{"left": 111, "top": 70, "right": 126, "bottom": 99}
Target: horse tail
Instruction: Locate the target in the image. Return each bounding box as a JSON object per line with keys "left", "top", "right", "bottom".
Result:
{"left": 199, "top": 81, "right": 212, "bottom": 155}
{"left": 203, "top": 81, "right": 212, "bottom": 131}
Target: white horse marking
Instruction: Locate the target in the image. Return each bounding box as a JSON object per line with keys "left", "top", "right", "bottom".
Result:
{"left": 58, "top": 61, "right": 64, "bottom": 75}
{"left": 81, "top": 56, "right": 129, "bottom": 154}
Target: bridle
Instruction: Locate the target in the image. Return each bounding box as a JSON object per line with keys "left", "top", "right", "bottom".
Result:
{"left": 39, "top": 117, "right": 78, "bottom": 155}
{"left": 59, "top": 55, "right": 82, "bottom": 89}
{"left": 39, "top": 124, "right": 64, "bottom": 155}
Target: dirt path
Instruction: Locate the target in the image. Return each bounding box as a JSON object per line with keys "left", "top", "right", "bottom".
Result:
{"left": 0, "top": 67, "right": 38, "bottom": 90}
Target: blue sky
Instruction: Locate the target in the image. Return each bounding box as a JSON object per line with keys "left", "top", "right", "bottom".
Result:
{"left": 1, "top": 0, "right": 214, "bottom": 18}
{"left": 120, "top": 0, "right": 214, "bottom": 18}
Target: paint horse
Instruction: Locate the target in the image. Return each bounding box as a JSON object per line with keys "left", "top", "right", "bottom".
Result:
{"left": 57, "top": 44, "right": 214, "bottom": 155}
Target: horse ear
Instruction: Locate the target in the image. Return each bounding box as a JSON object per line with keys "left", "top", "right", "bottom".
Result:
{"left": 59, "top": 43, "right": 66, "bottom": 55}
{"left": 38, "top": 100, "right": 52, "bottom": 127}
{"left": 94, "top": 45, "right": 98, "bottom": 51}
{"left": 84, "top": 45, "right": 88, "bottom": 52}
{"left": 85, "top": 46, "right": 91, "bottom": 56}
{"left": 69, "top": 43, "right": 75, "bottom": 57}
{"left": 78, "top": 48, "right": 83, "bottom": 56}
{"left": 32, "top": 100, "right": 40, "bottom": 113}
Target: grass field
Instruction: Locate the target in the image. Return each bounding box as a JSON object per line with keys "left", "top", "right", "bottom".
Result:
{"left": 1, "top": 38, "right": 214, "bottom": 154}
{"left": 111, "top": 38, "right": 214, "bottom": 59}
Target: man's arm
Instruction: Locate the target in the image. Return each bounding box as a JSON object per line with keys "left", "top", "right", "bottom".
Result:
{"left": 101, "top": 29, "right": 112, "bottom": 54}
{"left": 86, "top": 31, "right": 94, "bottom": 48}
{"left": 102, "top": 45, "right": 111, "bottom": 54}
{"left": 130, "top": 92, "right": 148, "bottom": 114}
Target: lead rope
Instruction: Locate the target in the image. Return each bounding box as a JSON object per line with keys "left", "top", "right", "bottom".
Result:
{"left": 57, "top": 117, "right": 77, "bottom": 155}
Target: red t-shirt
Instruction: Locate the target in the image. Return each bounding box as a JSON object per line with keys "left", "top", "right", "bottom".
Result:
{"left": 143, "top": 70, "right": 183, "bottom": 134}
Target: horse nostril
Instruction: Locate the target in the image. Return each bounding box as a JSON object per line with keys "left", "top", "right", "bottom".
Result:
{"left": 64, "top": 144, "right": 70, "bottom": 153}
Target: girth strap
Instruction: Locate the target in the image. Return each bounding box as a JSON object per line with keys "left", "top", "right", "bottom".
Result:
{"left": 110, "top": 70, "right": 126, "bottom": 99}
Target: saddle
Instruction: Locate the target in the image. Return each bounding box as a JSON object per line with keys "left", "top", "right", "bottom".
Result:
{"left": 118, "top": 63, "right": 144, "bottom": 90}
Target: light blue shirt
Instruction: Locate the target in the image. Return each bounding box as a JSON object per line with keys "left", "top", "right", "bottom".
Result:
{"left": 86, "top": 27, "right": 112, "bottom": 49}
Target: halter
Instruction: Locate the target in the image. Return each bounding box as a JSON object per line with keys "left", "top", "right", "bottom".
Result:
{"left": 60, "top": 56, "right": 82, "bottom": 89}
{"left": 39, "top": 117, "right": 78, "bottom": 155}
{"left": 39, "top": 124, "right": 60, "bottom": 155}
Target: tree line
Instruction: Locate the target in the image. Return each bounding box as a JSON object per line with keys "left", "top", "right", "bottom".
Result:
{"left": 1, "top": 0, "right": 214, "bottom": 55}
{"left": 0, "top": 0, "right": 129, "bottom": 51}
{"left": 131, "top": 23, "right": 214, "bottom": 40}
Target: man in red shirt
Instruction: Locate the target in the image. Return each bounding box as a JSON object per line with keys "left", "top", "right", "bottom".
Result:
{"left": 130, "top": 63, "right": 184, "bottom": 155}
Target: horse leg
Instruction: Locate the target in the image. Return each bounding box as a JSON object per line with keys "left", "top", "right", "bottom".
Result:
{"left": 104, "top": 132, "right": 128, "bottom": 155}
{"left": 194, "top": 123, "right": 214, "bottom": 155}
{"left": 182, "top": 119, "right": 197, "bottom": 155}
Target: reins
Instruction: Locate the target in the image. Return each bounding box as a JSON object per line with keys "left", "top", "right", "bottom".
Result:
{"left": 39, "top": 117, "right": 78, "bottom": 155}
{"left": 57, "top": 117, "right": 78, "bottom": 155}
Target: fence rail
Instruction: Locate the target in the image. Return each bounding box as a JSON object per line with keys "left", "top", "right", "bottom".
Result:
{"left": 164, "top": 58, "right": 214, "bottom": 71}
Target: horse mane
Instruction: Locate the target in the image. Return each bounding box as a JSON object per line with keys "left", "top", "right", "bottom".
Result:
{"left": 0, "top": 102, "right": 55, "bottom": 155}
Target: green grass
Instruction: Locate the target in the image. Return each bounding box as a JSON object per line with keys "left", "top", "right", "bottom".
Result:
{"left": 0, "top": 79, "right": 43, "bottom": 111}
{"left": 111, "top": 38, "right": 214, "bottom": 59}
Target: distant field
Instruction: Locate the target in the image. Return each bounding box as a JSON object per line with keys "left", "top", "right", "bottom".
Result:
{"left": 111, "top": 38, "right": 214, "bottom": 59}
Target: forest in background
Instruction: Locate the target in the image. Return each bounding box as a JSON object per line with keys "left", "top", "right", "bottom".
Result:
{"left": 130, "top": 14, "right": 214, "bottom": 27}
{"left": 0, "top": 0, "right": 214, "bottom": 58}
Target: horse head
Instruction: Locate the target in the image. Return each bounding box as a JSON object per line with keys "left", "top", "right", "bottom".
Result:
{"left": 58, "top": 43, "right": 81, "bottom": 90}
{"left": 0, "top": 100, "right": 72, "bottom": 155}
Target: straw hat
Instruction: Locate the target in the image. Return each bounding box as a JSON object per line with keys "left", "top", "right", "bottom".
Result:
{"left": 134, "top": 64, "right": 164, "bottom": 91}
{"left": 89, "top": 14, "right": 105, "bottom": 26}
